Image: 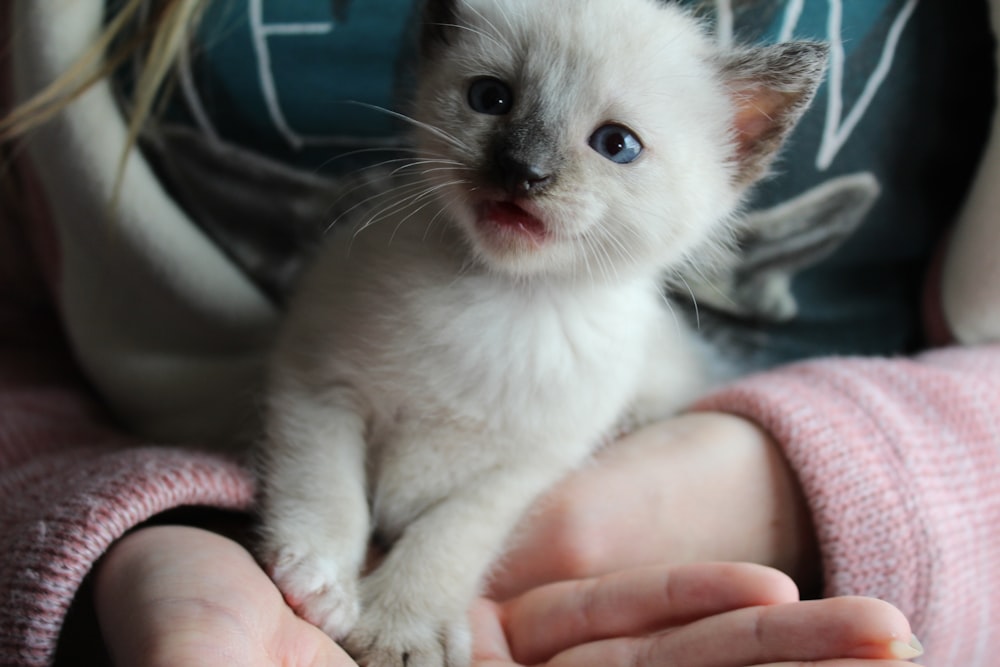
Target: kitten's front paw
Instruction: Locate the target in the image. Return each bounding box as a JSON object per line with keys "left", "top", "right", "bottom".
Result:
{"left": 344, "top": 611, "right": 471, "bottom": 667}
{"left": 264, "top": 545, "right": 361, "bottom": 639}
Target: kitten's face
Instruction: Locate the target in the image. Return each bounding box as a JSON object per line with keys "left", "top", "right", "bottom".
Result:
{"left": 411, "top": 0, "right": 825, "bottom": 281}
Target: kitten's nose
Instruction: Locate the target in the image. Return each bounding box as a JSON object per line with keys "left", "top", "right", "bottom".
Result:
{"left": 497, "top": 154, "right": 554, "bottom": 197}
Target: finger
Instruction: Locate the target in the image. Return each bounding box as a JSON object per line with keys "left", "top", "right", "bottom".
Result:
{"left": 751, "top": 663, "right": 918, "bottom": 667}
{"left": 503, "top": 562, "right": 798, "bottom": 664}
{"left": 271, "top": 606, "right": 360, "bottom": 667}
{"left": 470, "top": 599, "right": 513, "bottom": 662}
{"left": 545, "top": 596, "right": 918, "bottom": 667}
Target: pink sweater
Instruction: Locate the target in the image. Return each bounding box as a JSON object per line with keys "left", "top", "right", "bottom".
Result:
{"left": 3, "top": 3, "right": 1000, "bottom": 665}
{"left": 4, "top": 179, "right": 1000, "bottom": 667}
{"left": 10, "top": 223, "right": 1000, "bottom": 666}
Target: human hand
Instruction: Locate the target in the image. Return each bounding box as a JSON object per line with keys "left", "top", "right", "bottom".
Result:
{"left": 491, "top": 412, "right": 817, "bottom": 599}
{"left": 94, "top": 525, "right": 354, "bottom": 667}
{"left": 91, "top": 528, "right": 922, "bottom": 667}
{"left": 473, "top": 562, "right": 923, "bottom": 667}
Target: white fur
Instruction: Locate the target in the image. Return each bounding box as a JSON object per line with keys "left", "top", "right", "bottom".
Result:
{"left": 257, "top": 2, "right": 824, "bottom": 666}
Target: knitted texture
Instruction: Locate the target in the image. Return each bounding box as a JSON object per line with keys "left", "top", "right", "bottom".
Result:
{"left": 695, "top": 347, "right": 1000, "bottom": 665}
{"left": 0, "top": 317, "right": 256, "bottom": 667}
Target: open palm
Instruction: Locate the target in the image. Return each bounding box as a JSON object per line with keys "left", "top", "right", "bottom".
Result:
{"left": 93, "top": 527, "right": 920, "bottom": 667}
{"left": 94, "top": 525, "right": 352, "bottom": 667}
{"left": 472, "top": 563, "right": 921, "bottom": 667}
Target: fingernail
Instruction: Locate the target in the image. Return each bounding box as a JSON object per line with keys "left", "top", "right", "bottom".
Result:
{"left": 889, "top": 634, "right": 925, "bottom": 660}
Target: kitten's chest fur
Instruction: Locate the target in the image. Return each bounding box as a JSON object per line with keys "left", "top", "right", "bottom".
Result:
{"left": 276, "top": 212, "right": 703, "bottom": 537}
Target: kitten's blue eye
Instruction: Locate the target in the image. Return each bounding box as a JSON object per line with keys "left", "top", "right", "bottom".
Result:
{"left": 589, "top": 124, "right": 643, "bottom": 164}
{"left": 468, "top": 78, "right": 513, "bottom": 115}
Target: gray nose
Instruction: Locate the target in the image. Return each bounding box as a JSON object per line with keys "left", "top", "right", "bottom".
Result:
{"left": 497, "top": 153, "right": 554, "bottom": 197}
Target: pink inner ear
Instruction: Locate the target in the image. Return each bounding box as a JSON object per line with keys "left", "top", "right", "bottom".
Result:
{"left": 731, "top": 85, "right": 794, "bottom": 159}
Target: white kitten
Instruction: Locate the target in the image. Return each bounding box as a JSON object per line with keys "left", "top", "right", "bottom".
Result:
{"left": 257, "top": 1, "right": 826, "bottom": 666}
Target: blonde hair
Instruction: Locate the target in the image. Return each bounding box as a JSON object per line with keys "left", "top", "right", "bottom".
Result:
{"left": 0, "top": 0, "right": 207, "bottom": 163}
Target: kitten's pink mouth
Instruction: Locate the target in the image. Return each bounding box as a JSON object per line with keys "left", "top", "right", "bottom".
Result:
{"left": 476, "top": 201, "right": 548, "bottom": 243}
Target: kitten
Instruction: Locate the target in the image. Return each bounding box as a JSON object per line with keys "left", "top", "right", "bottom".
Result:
{"left": 257, "top": 1, "right": 827, "bottom": 666}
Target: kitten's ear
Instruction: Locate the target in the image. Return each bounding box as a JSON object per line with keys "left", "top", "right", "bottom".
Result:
{"left": 721, "top": 42, "right": 828, "bottom": 186}
{"left": 421, "top": 0, "right": 459, "bottom": 57}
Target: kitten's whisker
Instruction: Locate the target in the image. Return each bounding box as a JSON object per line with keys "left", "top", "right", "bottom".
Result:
{"left": 685, "top": 260, "right": 735, "bottom": 307}
{"left": 325, "top": 179, "right": 430, "bottom": 235}
{"left": 603, "top": 231, "right": 638, "bottom": 277}
{"left": 489, "top": 1, "right": 518, "bottom": 40}
{"left": 324, "top": 177, "right": 386, "bottom": 220}
{"left": 430, "top": 21, "right": 506, "bottom": 52}
{"left": 659, "top": 289, "right": 686, "bottom": 341}
{"left": 455, "top": 1, "right": 510, "bottom": 50}
{"left": 389, "top": 196, "right": 451, "bottom": 246}
{"left": 343, "top": 101, "right": 472, "bottom": 155}
{"left": 371, "top": 156, "right": 462, "bottom": 172}
{"left": 675, "top": 274, "right": 702, "bottom": 331}
{"left": 578, "top": 231, "right": 600, "bottom": 284}
{"left": 341, "top": 157, "right": 466, "bottom": 199}
{"left": 354, "top": 186, "right": 431, "bottom": 236}
{"left": 323, "top": 162, "right": 438, "bottom": 212}
{"left": 595, "top": 232, "right": 620, "bottom": 284}
{"left": 616, "top": 219, "right": 649, "bottom": 245}
{"left": 582, "top": 220, "right": 626, "bottom": 284}
{"left": 323, "top": 158, "right": 444, "bottom": 211}
{"left": 417, "top": 165, "right": 475, "bottom": 176}
{"left": 333, "top": 179, "right": 419, "bottom": 215}
{"left": 354, "top": 179, "right": 466, "bottom": 241}
{"left": 391, "top": 160, "right": 468, "bottom": 177}
{"left": 409, "top": 179, "right": 469, "bottom": 209}
{"left": 312, "top": 145, "right": 431, "bottom": 175}
{"left": 582, "top": 232, "right": 607, "bottom": 284}
{"left": 422, "top": 194, "right": 457, "bottom": 243}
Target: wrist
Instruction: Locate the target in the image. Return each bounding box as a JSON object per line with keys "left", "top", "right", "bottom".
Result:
{"left": 494, "top": 412, "right": 822, "bottom": 598}
{"left": 718, "top": 412, "right": 821, "bottom": 592}
{"left": 661, "top": 411, "right": 820, "bottom": 589}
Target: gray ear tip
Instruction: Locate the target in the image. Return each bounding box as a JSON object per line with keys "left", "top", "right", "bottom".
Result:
{"left": 802, "top": 41, "right": 831, "bottom": 68}
{"left": 776, "top": 41, "right": 831, "bottom": 79}
{"left": 723, "top": 40, "right": 830, "bottom": 90}
{"left": 782, "top": 41, "right": 830, "bottom": 57}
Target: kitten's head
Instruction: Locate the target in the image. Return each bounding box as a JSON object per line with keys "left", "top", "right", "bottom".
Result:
{"left": 410, "top": 0, "right": 827, "bottom": 281}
